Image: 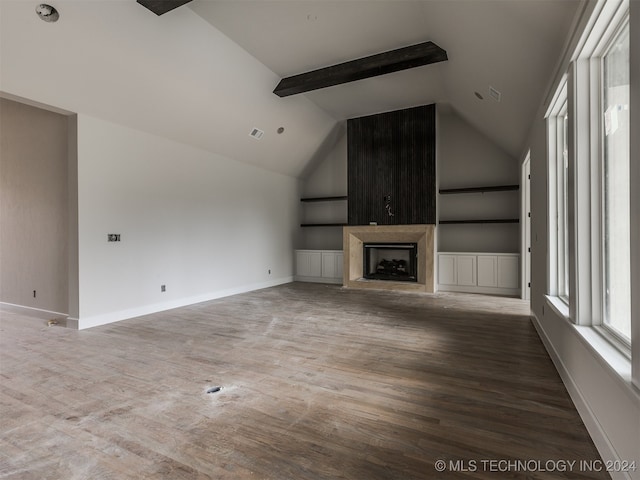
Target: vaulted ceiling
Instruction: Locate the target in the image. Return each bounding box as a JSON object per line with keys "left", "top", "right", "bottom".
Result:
{"left": 0, "top": 0, "right": 585, "bottom": 177}
{"left": 192, "top": 0, "right": 583, "bottom": 159}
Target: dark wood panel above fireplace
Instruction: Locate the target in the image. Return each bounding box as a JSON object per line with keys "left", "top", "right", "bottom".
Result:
{"left": 347, "top": 104, "right": 436, "bottom": 225}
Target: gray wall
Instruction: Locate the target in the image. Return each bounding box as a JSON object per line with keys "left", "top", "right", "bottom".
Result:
{"left": 300, "top": 130, "right": 347, "bottom": 250}
{"left": 0, "top": 99, "right": 71, "bottom": 315}
{"left": 437, "top": 110, "right": 519, "bottom": 253}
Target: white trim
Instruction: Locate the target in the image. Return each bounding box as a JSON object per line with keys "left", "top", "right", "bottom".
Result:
{"left": 531, "top": 313, "right": 637, "bottom": 480}
{"left": 0, "top": 302, "right": 68, "bottom": 320}
{"left": 547, "top": 79, "right": 568, "bottom": 302}
{"left": 76, "top": 277, "right": 293, "bottom": 330}
{"left": 437, "top": 285, "right": 520, "bottom": 297}
{"left": 629, "top": 0, "right": 640, "bottom": 390}
{"left": 574, "top": 0, "right": 628, "bottom": 60}
{"left": 545, "top": 294, "right": 570, "bottom": 320}
{"left": 520, "top": 153, "right": 531, "bottom": 301}
{"left": 543, "top": 297, "right": 637, "bottom": 400}
{"left": 294, "top": 276, "right": 342, "bottom": 285}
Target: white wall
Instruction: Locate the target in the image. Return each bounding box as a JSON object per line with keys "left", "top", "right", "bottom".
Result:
{"left": 76, "top": 115, "right": 299, "bottom": 329}
{"left": 525, "top": 2, "right": 640, "bottom": 475}
{"left": 528, "top": 111, "right": 640, "bottom": 480}
{"left": 437, "top": 109, "right": 519, "bottom": 253}
{"left": 0, "top": 0, "right": 335, "bottom": 178}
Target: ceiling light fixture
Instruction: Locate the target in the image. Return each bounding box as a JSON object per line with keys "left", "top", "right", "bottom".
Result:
{"left": 35, "top": 4, "right": 59, "bottom": 22}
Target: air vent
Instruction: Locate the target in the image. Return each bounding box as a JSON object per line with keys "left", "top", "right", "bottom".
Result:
{"left": 249, "top": 128, "right": 264, "bottom": 140}
{"left": 489, "top": 86, "right": 502, "bottom": 102}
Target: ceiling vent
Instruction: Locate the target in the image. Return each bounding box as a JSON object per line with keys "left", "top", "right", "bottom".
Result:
{"left": 249, "top": 128, "right": 264, "bottom": 140}
{"left": 489, "top": 86, "right": 502, "bottom": 102}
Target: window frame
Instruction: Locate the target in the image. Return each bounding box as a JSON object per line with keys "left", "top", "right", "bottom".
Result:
{"left": 546, "top": 80, "right": 570, "bottom": 307}
{"left": 569, "top": 2, "right": 631, "bottom": 354}
{"left": 598, "top": 18, "right": 631, "bottom": 347}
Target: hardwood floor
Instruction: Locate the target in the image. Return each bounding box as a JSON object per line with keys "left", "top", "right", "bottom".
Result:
{"left": 0, "top": 283, "right": 608, "bottom": 479}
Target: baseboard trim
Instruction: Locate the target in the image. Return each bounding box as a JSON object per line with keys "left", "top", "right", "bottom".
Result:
{"left": 437, "top": 284, "right": 520, "bottom": 296}
{"left": 77, "top": 276, "right": 294, "bottom": 330}
{"left": 530, "top": 314, "right": 632, "bottom": 480}
{"left": 0, "top": 302, "right": 68, "bottom": 321}
{"left": 294, "top": 276, "right": 342, "bottom": 284}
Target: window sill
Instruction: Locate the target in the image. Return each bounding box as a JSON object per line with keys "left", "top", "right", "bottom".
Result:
{"left": 545, "top": 294, "right": 570, "bottom": 319}
{"left": 544, "top": 296, "right": 638, "bottom": 402}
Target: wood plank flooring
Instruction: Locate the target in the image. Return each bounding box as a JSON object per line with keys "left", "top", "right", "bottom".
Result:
{"left": 0, "top": 283, "right": 608, "bottom": 479}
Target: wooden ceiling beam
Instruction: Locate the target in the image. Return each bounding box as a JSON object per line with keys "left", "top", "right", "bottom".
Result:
{"left": 137, "top": 0, "right": 193, "bottom": 16}
{"left": 273, "top": 41, "right": 447, "bottom": 98}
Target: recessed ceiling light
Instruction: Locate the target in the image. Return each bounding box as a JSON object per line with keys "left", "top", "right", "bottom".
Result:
{"left": 474, "top": 91, "right": 484, "bottom": 100}
{"left": 35, "top": 4, "right": 59, "bottom": 22}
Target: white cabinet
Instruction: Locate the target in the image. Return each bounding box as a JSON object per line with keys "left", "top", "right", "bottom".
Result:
{"left": 322, "top": 251, "right": 343, "bottom": 279}
{"left": 498, "top": 256, "right": 519, "bottom": 289}
{"left": 438, "top": 255, "right": 457, "bottom": 285}
{"left": 296, "top": 251, "right": 321, "bottom": 277}
{"left": 295, "top": 250, "right": 343, "bottom": 284}
{"left": 438, "top": 254, "right": 477, "bottom": 287}
{"left": 438, "top": 252, "right": 519, "bottom": 296}
{"left": 477, "top": 256, "right": 497, "bottom": 287}
{"left": 456, "top": 255, "right": 476, "bottom": 286}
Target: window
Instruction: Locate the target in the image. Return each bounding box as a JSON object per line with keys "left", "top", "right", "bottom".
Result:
{"left": 602, "top": 21, "right": 631, "bottom": 342}
{"left": 544, "top": 0, "right": 637, "bottom": 395}
{"left": 547, "top": 81, "right": 569, "bottom": 305}
{"left": 558, "top": 108, "right": 569, "bottom": 301}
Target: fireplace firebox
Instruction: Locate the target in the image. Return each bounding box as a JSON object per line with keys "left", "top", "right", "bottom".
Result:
{"left": 363, "top": 243, "right": 418, "bottom": 282}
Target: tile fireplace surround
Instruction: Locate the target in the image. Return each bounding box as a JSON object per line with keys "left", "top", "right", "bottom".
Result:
{"left": 343, "top": 225, "right": 435, "bottom": 293}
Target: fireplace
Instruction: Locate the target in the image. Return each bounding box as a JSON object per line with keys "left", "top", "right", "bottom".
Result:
{"left": 343, "top": 225, "right": 435, "bottom": 293}
{"left": 363, "top": 243, "right": 417, "bottom": 282}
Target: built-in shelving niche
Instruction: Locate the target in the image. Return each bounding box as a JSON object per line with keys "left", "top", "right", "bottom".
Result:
{"left": 300, "top": 196, "right": 347, "bottom": 227}
{"left": 438, "top": 185, "right": 519, "bottom": 224}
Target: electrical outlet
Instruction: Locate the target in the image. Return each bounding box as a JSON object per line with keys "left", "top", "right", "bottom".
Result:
{"left": 161, "top": 285, "right": 166, "bottom": 292}
{"left": 108, "top": 234, "right": 121, "bottom": 242}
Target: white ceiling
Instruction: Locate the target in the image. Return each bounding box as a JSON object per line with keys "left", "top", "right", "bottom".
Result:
{"left": 190, "top": 0, "right": 583, "bottom": 158}
{"left": 0, "top": 0, "right": 584, "bottom": 178}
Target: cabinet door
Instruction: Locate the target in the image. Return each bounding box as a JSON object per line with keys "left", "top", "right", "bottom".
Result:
{"left": 335, "top": 253, "right": 344, "bottom": 279}
{"left": 321, "top": 252, "right": 336, "bottom": 278}
{"left": 498, "top": 256, "right": 519, "bottom": 289}
{"left": 456, "top": 255, "right": 476, "bottom": 286}
{"left": 296, "top": 251, "right": 322, "bottom": 277}
{"left": 477, "top": 256, "right": 498, "bottom": 287}
{"left": 438, "top": 255, "right": 457, "bottom": 285}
